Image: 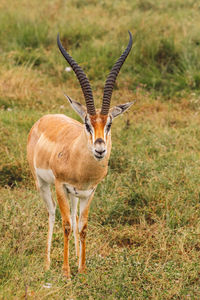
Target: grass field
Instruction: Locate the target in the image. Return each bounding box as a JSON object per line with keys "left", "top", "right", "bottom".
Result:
{"left": 0, "top": 0, "right": 200, "bottom": 299}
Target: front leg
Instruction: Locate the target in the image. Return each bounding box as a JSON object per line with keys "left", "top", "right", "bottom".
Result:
{"left": 78, "top": 190, "right": 95, "bottom": 273}
{"left": 55, "top": 180, "right": 71, "bottom": 278}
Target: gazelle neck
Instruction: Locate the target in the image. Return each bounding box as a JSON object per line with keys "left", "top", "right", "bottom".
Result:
{"left": 50, "top": 122, "right": 112, "bottom": 190}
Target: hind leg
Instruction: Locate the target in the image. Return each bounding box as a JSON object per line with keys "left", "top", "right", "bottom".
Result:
{"left": 55, "top": 180, "right": 71, "bottom": 278}
{"left": 78, "top": 190, "right": 95, "bottom": 273}
{"left": 69, "top": 194, "right": 79, "bottom": 259}
{"left": 37, "top": 176, "right": 56, "bottom": 270}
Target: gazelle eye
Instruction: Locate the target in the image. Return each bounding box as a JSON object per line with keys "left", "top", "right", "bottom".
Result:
{"left": 85, "top": 122, "right": 92, "bottom": 134}
{"left": 106, "top": 122, "right": 112, "bottom": 132}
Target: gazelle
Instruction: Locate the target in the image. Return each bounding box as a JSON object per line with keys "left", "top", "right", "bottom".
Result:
{"left": 27, "top": 31, "right": 134, "bottom": 278}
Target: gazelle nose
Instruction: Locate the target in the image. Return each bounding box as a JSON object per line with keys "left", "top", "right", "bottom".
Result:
{"left": 94, "top": 138, "right": 104, "bottom": 145}
{"left": 94, "top": 138, "right": 106, "bottom": 159}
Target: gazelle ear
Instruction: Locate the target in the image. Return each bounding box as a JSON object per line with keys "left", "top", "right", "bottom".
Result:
{"left": 64, "top": 94, "right": 87, "bottom": 121}
{"left": 110, "top": 101, "right": 135, "bottom": 119}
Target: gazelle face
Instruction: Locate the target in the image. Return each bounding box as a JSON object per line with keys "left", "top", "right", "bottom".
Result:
{"left": 84, "top": 113, "right": 112, "bottom": 161}
{"left": 66, "top": 95, "right": 134, "bottom": 161}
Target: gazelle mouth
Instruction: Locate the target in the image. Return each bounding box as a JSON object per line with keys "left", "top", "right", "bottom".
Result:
{"left": 94, "top": 154, "right": 104, "bottom": 161}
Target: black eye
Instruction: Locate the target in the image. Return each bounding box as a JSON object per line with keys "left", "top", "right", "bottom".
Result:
{"left": 85, "top": 122, "right": 92, "bottom": 134}
{"left": 106, "top": 123, "right": 112, "bottom": 132}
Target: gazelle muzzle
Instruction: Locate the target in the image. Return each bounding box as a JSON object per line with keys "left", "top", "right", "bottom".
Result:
{"left": 94, "top": 138, "right": 106, "bottom": 160}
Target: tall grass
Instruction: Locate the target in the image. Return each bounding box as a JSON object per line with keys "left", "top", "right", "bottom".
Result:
{"left": 1, "top": 0, "right": 200, "bottom": 98}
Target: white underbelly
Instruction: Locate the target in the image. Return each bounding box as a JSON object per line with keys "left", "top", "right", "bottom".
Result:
{"left": 35, "top": 168, "right": 94, "bottom": 198}
{"left": 36, "top": 168, "right": 55, "bottom": 184}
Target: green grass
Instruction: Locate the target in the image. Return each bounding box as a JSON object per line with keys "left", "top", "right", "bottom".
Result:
{"left": 1, "top": 0, "right": 200, "bottom": 99}
{"left": 1, "top": 0, "right": 200, "bottom": 298}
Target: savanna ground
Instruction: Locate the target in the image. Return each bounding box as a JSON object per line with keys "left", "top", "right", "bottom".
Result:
{"left": 0, "top": 0, "right": 200, "bottom": 299}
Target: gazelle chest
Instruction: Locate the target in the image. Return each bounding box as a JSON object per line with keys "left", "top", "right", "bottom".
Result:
{"left": 64, "top": 183, "right": 95, "bottom": 199}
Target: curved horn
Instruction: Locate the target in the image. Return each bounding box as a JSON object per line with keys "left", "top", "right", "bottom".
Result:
{"left": 101, "top": 31, "right": 133, "bottom": 115}
{"left": 57, "top": 34, "right": 96, "bottom": 115}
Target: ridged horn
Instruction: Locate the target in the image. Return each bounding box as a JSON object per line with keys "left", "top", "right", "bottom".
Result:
{"left": 101, "top": 31, "right": 133, "bottom": 115}
{"left": 57, "top": 34, "right": 96, "bottom": 115}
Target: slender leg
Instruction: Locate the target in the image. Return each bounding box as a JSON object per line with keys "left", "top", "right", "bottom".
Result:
{"left": 55, "top": 180, "right": 71, "bottom": 278}
{"left": 37, "top": 177, "right": 56, "bottom": 270}
{"left": 78, "top": 191, "right": 95, "bottom": 273}
{"left": 69, "top": 195, "right": 80, "bottom": 259}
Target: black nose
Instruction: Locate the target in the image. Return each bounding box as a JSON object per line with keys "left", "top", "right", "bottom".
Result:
{"left": 94, "top": 138, "right": 104, "bottom": 145}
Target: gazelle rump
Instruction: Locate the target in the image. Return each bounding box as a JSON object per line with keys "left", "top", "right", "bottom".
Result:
{"left": 27, "top": 31, "right": 134, "bottom": 278}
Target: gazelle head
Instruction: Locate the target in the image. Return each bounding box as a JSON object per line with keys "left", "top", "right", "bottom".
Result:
{"left": 57, "top": 32, "right": 134, "bottom": 161}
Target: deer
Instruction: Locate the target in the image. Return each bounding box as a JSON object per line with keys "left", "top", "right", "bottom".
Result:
{"left": 27, "top": 31, "right": 134, "bottom": 278}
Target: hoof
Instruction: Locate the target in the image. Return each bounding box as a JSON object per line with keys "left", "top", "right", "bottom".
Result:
{"left": 78, "top": 266, "right": 86, "bottom": 274}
